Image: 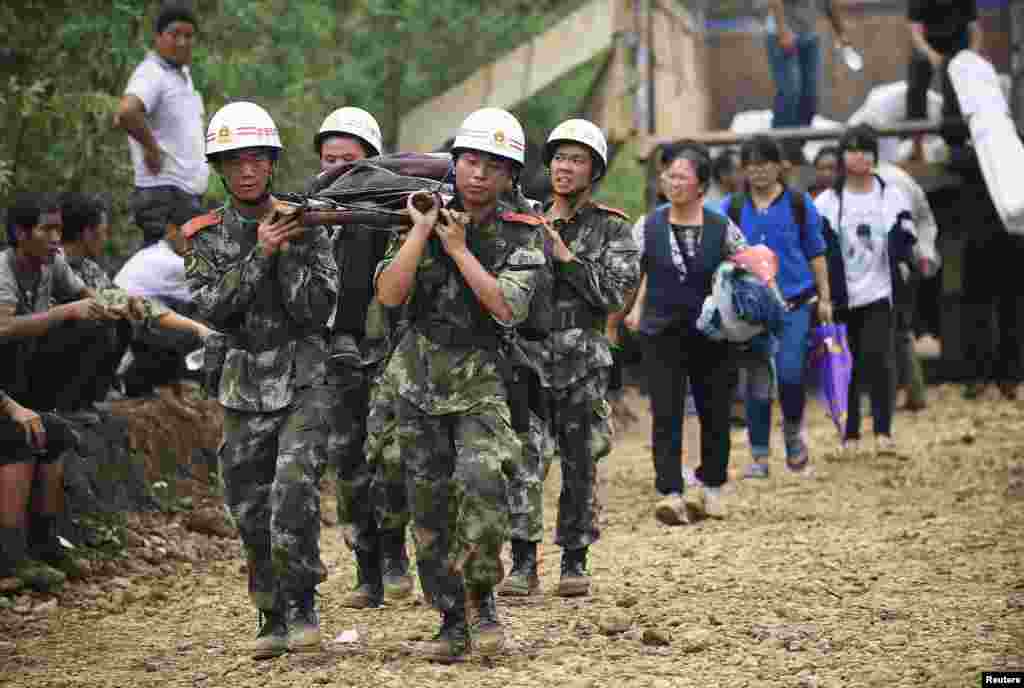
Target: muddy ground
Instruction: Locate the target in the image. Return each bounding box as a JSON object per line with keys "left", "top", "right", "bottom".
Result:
{"left": 2, "top": 383, "right": 1022, "bottom": 688}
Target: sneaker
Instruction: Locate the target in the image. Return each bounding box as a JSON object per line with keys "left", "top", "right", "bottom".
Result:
{"left": 875, "top": 435, "right": 898, "bottom": 456}
{"left": 691, "top": 486, "right": 726, "bottom": 520}
{"left": 837, "top": 438, "right": 862, "bottom": 459}
{"left": 654, "top": 492, "right": 690, "bottom": 526}
{"left": 682, "top": 466, "right": 703, "bottom": 489}
{"left": 742, "top": 461, "right": 770, "bottom": 479}
{"left": 784, "top": 447, "right": 812, "bottom": 476}
{"left": 998, "top": 382, "right": 1019, "bottom": 401}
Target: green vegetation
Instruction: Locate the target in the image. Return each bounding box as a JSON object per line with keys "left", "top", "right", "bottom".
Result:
{"left": 1, "top": 0, "right": 650, "bottom": 252}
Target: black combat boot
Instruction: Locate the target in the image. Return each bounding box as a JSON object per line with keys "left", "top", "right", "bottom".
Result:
{"left": 467, "top": 587, "right": 504, "bottom": 656}
{"left": 285, "top": 589, "right": 321, "bottom": 653}
{"left": 378, "top": 528, "right": 414, "bottom": 601}
{"left": 497, "top": 539, "right": 539, "bottom": 596}
{"left": 341, "top": 546, "right": 383, "bottom": 608}
{"left": 414, "top": 606, "right": 470, "bottom": 663}
{"left": 248, "top": 604, "right": 288, "bottom": 659}
{"left": 557, "top": 546, "right": 591, "bottom": 597}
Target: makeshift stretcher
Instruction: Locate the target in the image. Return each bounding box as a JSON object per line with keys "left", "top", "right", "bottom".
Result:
{"left": 948, "top": 50, "right": 1024, "bottom": 236}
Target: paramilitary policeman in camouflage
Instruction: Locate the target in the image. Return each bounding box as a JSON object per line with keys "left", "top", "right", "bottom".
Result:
{"left": 376, "top": 107, "right": 546, "bottom": 662}
{"left": 184, "top": 102, "right": 338, "bottom": 660}
{"left": 508, "top": 119, "right": 639, "bottom": 599}
{"left": 310, "top": 107, "right": 414, "bottom": 609}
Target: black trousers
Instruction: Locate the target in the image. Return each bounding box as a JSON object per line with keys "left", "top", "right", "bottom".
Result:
{"left": 644, "top": 326, "right": 734, "bottom": 492}
{"left": 963, "top": 231, "right": 1024, "bottom": 383}
{"left": 27, "top": 321, "right": 122, "bottom": 412}
{"left": 906, "top": 38, "right": 968, "bottom": 147}
{"left": 838, "top": 298, "right": 894, "bottom": 439}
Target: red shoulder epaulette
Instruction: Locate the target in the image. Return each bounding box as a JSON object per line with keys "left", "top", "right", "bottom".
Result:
{"left": 594, "top": 203, "right": 630, "bottom": 221}
{"left": 182, "top": 210, "right": 222, "bottom": 239}
{"left": 500, "top": 212, "right": 544, "bottom": 227}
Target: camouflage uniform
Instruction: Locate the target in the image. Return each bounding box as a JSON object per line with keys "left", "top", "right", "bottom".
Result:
{"left": 184, "top": 201, "right": 338, "bottom": 612}
{"left": 534, "top": 201, "right": 639, "bottom": 550}
{"left": 363, "top": 308, "right": 410, "bottom": 534}
{"left": 507, "top": 409, "right": 555, "bottom": 542}
{"left": 378, "top": 202, "right": 546, "bottom": 613}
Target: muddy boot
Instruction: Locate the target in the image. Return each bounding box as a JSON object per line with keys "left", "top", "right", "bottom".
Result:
{"left": 248, "top": 605, "right": 288, "bottom": 659}
{"left": 556, "top": 546, "right": 591, "bottom": 598}
{"left": 0, "top": 527, "right": 65, "bottom": 593}
{"left": 28, "top": 515, "right": 85, "bottom": 580}
{"left": 467, "top": 587, "right": 504, "bottom": 656}
{"left": 497, "top": 540, "right": 539, "bottom": 597}
{"left": 379, "top": 529, "right": 413, "bottom": 601}
{"left": 341, "top": 547, "right": 383, "bottom": 608}
{"left": 285, "top": 589, "right": 321, "bottom": 653}
{"left": 413, "top": 607, "right": 470, "bottom": 663}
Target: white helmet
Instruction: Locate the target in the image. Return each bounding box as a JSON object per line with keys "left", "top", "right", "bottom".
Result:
{"left": 544, "top": 118, "right": 608, "bottom": 180}
{"left": 205, "top": 101, "right": 282, "bottom": 160}
{"left": 451, "top": 108, "right": 525, "bottom": 168}
{"left": 315, "top": 107, "right": 383, "bottom": 157}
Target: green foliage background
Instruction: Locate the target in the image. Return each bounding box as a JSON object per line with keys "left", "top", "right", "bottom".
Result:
{"left": 1, "top": 0, "right": 654, "bottom": 255}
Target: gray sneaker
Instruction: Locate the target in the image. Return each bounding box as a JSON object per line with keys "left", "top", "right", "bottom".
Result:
{"left": 742, "top": 461, "right": 770, "bottom": 479}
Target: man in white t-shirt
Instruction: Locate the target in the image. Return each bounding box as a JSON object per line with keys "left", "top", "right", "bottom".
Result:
{"left": 115, "top": 4, "right": 208, "bottom": 247}
{"left": 114, "top": 202, "right": 198, "bottom": 397}
{"left": 815, "top": 125, "right": 919, "bottom": 456}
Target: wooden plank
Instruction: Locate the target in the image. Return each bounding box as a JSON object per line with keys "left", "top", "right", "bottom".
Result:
{"left": 397, "top": 0, "right": 621, "bottom": 152}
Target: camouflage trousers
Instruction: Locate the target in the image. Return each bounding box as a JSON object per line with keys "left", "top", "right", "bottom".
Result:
{"left": 507, "top": 410, "right": 556, "bottom": 542}
{"left": 550, "top": 367, "right": 612, "bottom": 550}
{"left": 220, "top": 385, "right": 334, "bottom": 611}
{"left": 364, "top": 373, "right": 409, "bottom": 533}
{"left": 328, "top": 365, "right": 408, "bottom": 554}
{"left": 396, "top": 397, "right": 514, "bottom": 613}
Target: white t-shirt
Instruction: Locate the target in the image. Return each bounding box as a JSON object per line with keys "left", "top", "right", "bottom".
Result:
{"left": 114, "top": 240, "right": 191, "bottom": 305}
{"left": 124, "top": 52, "right": 210, "bottom": 195}
{"left": 815, "top": 178, "right": 914, "bottom": 309}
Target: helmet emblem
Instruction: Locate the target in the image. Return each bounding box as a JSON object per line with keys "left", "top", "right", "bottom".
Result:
{"left": 493, "top": 130, "right": 506, "bottom": 146}
{"left": 216, "top": 125, "right": 232, "bottom": 144}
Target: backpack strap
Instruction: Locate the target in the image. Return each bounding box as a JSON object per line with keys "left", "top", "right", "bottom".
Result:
{"left": 789, "top": 187, "right": 807, "bottom": 239}
{"left": 727, "top": 193, "right": 746, "bottom": 228}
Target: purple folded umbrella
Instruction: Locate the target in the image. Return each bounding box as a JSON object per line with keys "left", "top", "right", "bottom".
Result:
{"left": 808, "top": 323, "right": 853, "bottom": 436}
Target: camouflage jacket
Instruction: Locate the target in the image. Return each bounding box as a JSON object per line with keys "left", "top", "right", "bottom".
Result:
{"left": 378, "top": 201, "right": 547, "bottom": 416}
{"left": 527, "top": 201, "right": 640, "bottom": 390}
{"left": 184, "top": 201, "right": 338, "bottom": 412}
{"left": 65, "top": 255, "right": 114, "bottom": 292}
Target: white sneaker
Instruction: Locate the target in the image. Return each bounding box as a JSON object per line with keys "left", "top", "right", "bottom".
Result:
{"left": 875, "top": 435, "right": 898, "bottom": 455}
{"left": 685, "top": 486, "right": 726, "bottom": 520}
{"left": 700, "top": 487, "right": 726, "bottom": 520}
{"left": 654, "top": 493, "right": 690, "bottom": 526}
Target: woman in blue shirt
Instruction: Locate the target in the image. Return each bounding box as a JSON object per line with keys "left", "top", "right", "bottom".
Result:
{"left": 722, "top": 136, "right": 832, "bottom": 477}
